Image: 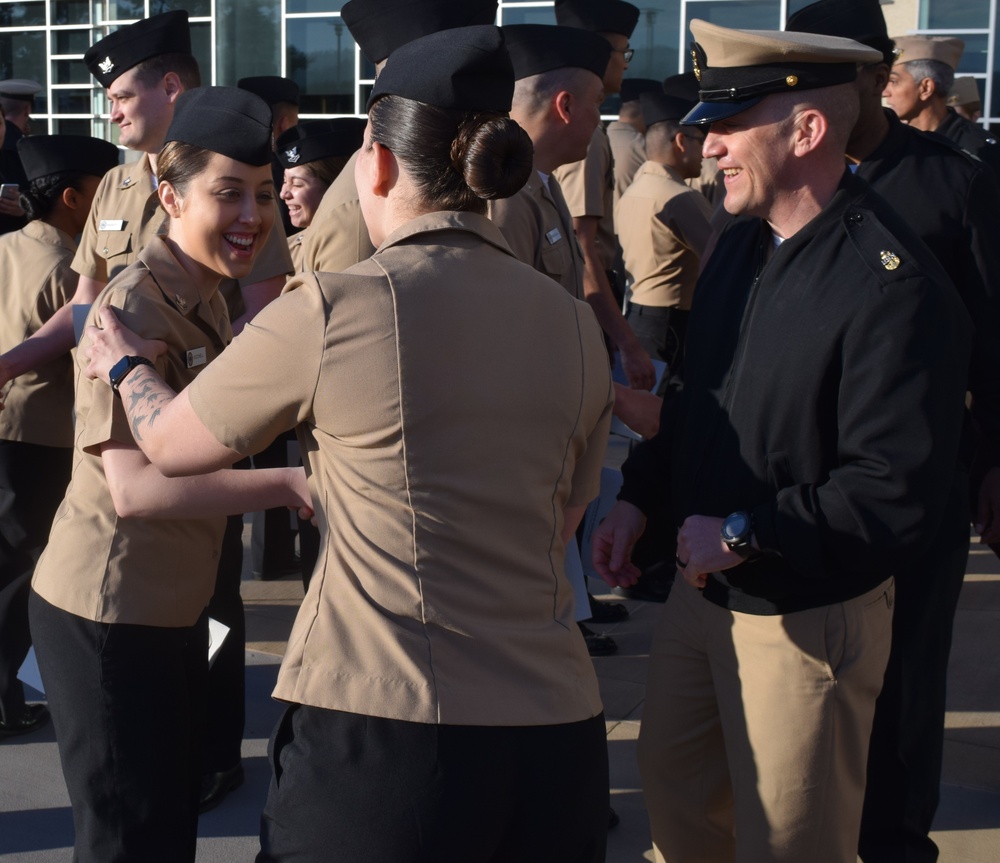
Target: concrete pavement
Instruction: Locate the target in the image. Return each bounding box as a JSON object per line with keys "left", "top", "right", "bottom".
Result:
{"left": 2, "top": 525, "right": 999, "bottom": 861}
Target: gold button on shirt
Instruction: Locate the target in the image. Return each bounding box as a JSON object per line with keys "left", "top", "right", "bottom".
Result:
{"left": 189, "top": 211, "right": 612, "bottom": 727}
{"left": 32, "top": 236, "right": 232, "bottom": 627}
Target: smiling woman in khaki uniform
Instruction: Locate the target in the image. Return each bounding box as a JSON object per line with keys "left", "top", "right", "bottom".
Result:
{"left": 85, "top": 26, "right": 614, "bottom": 863}
{"left": 0, "top": 135, "right": 118, "bottom": 739}
{"left": 28, "top": 87, "right": 311, "bottom": 863}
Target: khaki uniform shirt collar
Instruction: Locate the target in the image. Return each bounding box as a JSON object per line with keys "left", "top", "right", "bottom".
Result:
{"left": 378, "top": 210, "right": 518, "bottom": 260}
{"left": 23, "top": 219, "right": 77, "bottom": 254}
{"left": 636, "top": 160, "right": 685, "bottom": 185}
{"left": 136, "top": 235, "right": 229, "bottom": 336}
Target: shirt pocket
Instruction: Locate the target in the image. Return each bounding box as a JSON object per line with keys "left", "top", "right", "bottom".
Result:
{"left": 96, "top": 228, "right": 134, "bottom": 279}
{"left": 539, "top": 239, "right": 572, "bottom": 279}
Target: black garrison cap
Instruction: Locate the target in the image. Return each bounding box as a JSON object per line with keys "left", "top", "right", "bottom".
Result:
{"left": 682, "top": 19, "right": 881, "bottom": 125}
{"left": 368, "top": 25, "right": 514, "bottom": 113}
{"left": 785, "top": 0, "right": 896, "bottom": 67}
{"left": 238, "top": 76, "right": 300, "bottom": 107}
{"left": 84, "top": 10, "right": 191, "bottom": 89}
{"left": 555, "top": 0, "right": 640, "bottom": 39}
{"left": 503, "top": 24, "right": 611, "bottom": 81}
{"left": 640, "top": 91, "right": 698, "bottom": 128}
{"left": 276, "top": 118, "right": 367, "bottom": 168}
{"left": 342, "top": 0, "right": 499, "bottom": 64}
{"left": 662, "top": 71, "right": 699, "bottom": 101}
{"left": 620, "top": 78, "right": 661, "bottom": 102}
{"left": 18, "top": 134, "right": 120, "bottom": 182}
{"left": 164, "top": 87, "right": 273, "bottom": 167}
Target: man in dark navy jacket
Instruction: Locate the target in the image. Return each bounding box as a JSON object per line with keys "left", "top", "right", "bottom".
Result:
{"left": 593, "top": 19, "right": 971, "bottom": 863}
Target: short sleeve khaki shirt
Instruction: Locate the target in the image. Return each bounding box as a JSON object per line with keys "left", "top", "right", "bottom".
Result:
{"left": 616, "top": 161, "right": 714, "bottom": 310}
{"left": 607, "top": 120, "right": 647, "bottom": 205}
{"left": 0, "top": 221, "right": 78, "bottom": 447}
{"left": 552, "top": 126, "right": 617, "bottom": 271}
{"left": 32, "top": 236, "right": 232, "bottom": 627}
{"left": 488, "top": 171, "right": 583, "bottom": 299}
{"left": 299, "top": 150, "right": 376, "bottom": 273}
{"left": 189, "top": 211, "right": 612, "bottom": 726}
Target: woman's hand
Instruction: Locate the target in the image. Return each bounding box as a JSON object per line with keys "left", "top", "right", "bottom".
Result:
{"left": 286, "top": 466, "right": 317, "bottom": 525}
{"left": 83, "top": 305, "right": 168, "bottom": 384}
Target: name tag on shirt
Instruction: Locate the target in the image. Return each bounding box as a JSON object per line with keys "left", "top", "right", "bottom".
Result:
{"left": 99, "top": 219, "right": 124, "bottom": 231}
{"left": 546, "top": 228, "right": 562, "bottom": 245}
{"left": 186, "top": 347, "right": 208, "bottom": 369}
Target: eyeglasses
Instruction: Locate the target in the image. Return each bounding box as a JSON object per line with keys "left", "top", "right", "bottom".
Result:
{"left": 615, "top": 48, "right": 635, "bottom": 62}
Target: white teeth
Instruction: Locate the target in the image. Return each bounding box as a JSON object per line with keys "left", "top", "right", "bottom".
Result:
{"left": 224, "top": 234, "right": 253, "bottom": 248}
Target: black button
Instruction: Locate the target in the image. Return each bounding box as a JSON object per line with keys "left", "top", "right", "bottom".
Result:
{"left": 849, "top": 212, "right": 864, "bottom": 223}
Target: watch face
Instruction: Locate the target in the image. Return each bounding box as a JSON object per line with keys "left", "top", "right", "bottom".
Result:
{"left": 723, "top": 512, "right": 749, "bottom": 542}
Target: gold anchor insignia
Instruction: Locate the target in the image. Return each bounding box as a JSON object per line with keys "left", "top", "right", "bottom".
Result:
{"left": 786, "top": 75, "right": 798, "bottom": 87}
{"left": 691, "top": 48, "right": 701, "bottom": 82}
{"left": 880, "top": 250, "right": 901, "bottom": 271}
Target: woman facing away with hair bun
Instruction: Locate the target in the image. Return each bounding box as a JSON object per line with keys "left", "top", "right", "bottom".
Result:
{"left": 82, "top": 26, "right": 614, "bottom": 863}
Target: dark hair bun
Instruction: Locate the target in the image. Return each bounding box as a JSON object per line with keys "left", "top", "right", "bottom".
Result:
{"left": 452, "top": 116, "right": 534, "bottom": 201}
{"left": 19, "top": 188, "right": 44, "bottom": 222}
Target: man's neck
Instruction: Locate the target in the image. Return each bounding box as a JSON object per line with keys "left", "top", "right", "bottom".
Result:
{"left": 846, "top": 106, "right": 891, "bottom": 163}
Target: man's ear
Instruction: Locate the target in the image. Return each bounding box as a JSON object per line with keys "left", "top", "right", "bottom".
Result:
{"left": 162, "top": 71, "right": 183, "bottom": 103}
{"left": 792, "top": 107, "right": 829, "bottom": 157}
{"left": 553, "top": 90, "right": 574, "bottom": 125}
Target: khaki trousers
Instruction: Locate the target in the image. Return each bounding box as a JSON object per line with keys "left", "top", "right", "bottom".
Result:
{"left": 638, "top": 577, "right": 894, "bottom": 863}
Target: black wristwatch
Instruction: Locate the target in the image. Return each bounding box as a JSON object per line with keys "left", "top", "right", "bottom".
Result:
{"left": 109, "top": 355, "right": 154, "bottom": 394}
{"left": 721, "top": 510, "right": 757, "bottom": 559}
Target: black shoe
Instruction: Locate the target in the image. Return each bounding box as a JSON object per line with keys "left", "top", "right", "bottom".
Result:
{"left": 0, "top": 703, "right": 50, "bottom": 739}
{"left": 608, "top": 806, "right": 620, "bottom": 830}
{"left": 199, "top": 763, "right": 245, "bottom": 813}
{"left": 578, "top": 623, "right": 618, "bottom": 656}
{"left": 586, "top": 594, "right": 629, "bottom": 624}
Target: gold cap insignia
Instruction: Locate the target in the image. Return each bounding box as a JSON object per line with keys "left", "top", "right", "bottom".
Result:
{"left": 880, "top": 250, "right": 901, "bottom": 271}
{"left": 98, "top": 56, "right": 115, "bottom": 75}
{"left": 786, "top": 75, "right": 798, "bottom": 87}
{"left": 691, "top": 47, "right": 701, "bottom": 82}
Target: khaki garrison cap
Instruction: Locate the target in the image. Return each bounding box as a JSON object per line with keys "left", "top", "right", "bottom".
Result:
{"left": 948, "top": 76, "right": 982, "bottom": 109}
{"left": 893, "top": 36, "right": 964, "bottom": 70}
{"left": 683, "top": 18, "right": 882, "bottom": 125}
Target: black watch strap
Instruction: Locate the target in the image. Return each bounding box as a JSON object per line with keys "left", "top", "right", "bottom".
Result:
{"left": 721, "top": 510, "right": 757, "bottom": 559}
{"left": 110, "top": 356, "right": 154, "bottom": 393}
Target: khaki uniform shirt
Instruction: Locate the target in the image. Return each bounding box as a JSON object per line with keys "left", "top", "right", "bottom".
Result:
{"left": 32, "top": 236, "right": 231, "bottom": 627}
{"left": 553, "top": 126, "right": 617, "bottom": 271}
{"left": 607, "top": 120, "right": 646, "bottom": 205}
{"left": 488, "top": 171, "right": 583, "bottom": 299}
{"left": 189, "top": 211, "right": 612, "bottom": 726}
{"left": 616, "top": 161, "right": 714, "bottom": 310}
{"left": 688, "top": 156, "right": 725, "bottom": 210}
{"left": 71, "top": 155, "right": 293, "bottom": 300}
{"left": 299, "top": 150, "right": 376, "bottom": 273}
{"left": 0, "top": 222, "right": 77, "bottom": 448}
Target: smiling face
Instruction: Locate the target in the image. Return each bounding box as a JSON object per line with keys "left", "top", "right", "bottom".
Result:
{"left": 162, "top": 152, "right": 275, "bottom": 283}
{"left": 107, "top": 66, "right": 175, "bottom": 152}
{"left": 280, "top": 165, "right": 329, "bottom": 228}
{"left": 703, "top": 98, "right": 795, "bottom": 220}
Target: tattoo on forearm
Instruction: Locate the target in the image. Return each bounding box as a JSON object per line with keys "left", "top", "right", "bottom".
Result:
{"left": 120, "top": 367, "right": 173, "bottom": 443}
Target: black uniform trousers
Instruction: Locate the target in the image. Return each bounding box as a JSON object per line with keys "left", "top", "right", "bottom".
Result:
{"left": 859, "top": 470, "right": 971, "bottom": 863}
{"left": 625, "top": 303, "right": 689, "bottom": 396}
{"left": 29, "top": 591, "right": 209, "bottom": 863}
{"left": 0, "top": 440, "right": 71, "bottom": 724}
{"left": 257, "top": 706, "right": 609, "bottom": 863}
